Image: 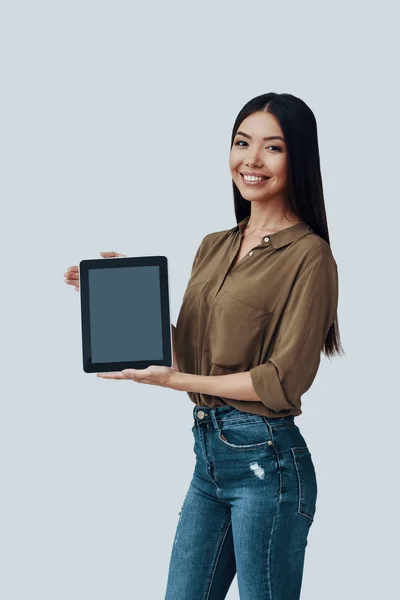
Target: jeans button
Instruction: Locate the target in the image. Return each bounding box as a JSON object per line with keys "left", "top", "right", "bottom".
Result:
{"left": 198, "top": 410, "right": 205, "bottom": 419}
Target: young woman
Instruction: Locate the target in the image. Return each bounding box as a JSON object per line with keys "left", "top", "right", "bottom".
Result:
{"left": 64, "top": 92, "right": 344, "bottom": 599}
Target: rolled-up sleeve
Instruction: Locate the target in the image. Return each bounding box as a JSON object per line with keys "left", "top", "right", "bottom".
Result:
{"left": 249, "top": 246, "right": 339, "bottom": 413}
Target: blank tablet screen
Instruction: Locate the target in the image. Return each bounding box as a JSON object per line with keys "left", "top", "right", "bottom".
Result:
{"left": 79, "top": 256, "right": 172, "bottom": 372}
{"left": 89, "top": 265, "right": 162, "bottom": 362}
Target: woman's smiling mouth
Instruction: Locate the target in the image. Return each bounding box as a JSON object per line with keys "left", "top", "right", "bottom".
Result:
{"left": 240, "top": 172, "right": 271, "bottom": 185}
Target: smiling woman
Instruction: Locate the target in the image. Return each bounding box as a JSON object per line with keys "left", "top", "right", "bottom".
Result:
{"left": 163, "top": 92, "right": 344, "bottom": 600}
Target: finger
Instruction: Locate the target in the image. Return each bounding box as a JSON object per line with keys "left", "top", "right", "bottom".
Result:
{"left": 64, "top": 270, "right": 79, "bottom": 280}
{"left": 66, "top": 265, "right": 78, "bottom": 272}
{"left": 100, "top": 251, "right": 127, "bottom": 258}
{"left": 64, "top": 275, "right": 79, "bottom": 286}
{"left": 121, "top": 369, "right": 138, "bottom": 378}
{"left": 96, "top": 372, "right": 129, "bottom": 379}
{"left": 64, "top": 278, "right": 79, "bottom": 287}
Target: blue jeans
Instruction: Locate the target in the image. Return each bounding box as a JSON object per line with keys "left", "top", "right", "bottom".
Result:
{"left": 164, "top": 404, "right": 317, "bottom": 600}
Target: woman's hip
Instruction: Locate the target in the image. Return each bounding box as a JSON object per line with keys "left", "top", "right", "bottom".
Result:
{"left": 192, "top": 404, "right": 318, "bottom": 523}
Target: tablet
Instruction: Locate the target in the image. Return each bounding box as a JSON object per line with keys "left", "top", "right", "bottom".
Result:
{"left": 79, "top": 256, "right": 172, "bottom": 373}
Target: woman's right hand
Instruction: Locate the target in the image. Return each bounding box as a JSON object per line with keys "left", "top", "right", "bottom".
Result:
{"left": 64, "top": 251, "right": 127, "bottom": 291}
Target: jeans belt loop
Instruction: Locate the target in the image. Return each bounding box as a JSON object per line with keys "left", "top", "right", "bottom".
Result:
{"left": 210, "top": 410, "right": 219, "bottom": 430}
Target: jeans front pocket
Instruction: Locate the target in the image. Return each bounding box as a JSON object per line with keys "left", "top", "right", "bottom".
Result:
{"left": 291, "top": 447, "right": 318, "bottom": 522}
{"left": 217, "top": 417, "right": 272, "bottom": 450}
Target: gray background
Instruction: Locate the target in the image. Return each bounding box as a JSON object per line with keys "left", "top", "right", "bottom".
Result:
{"left": 1, "top": 0, "right": 399, "bottom": 598}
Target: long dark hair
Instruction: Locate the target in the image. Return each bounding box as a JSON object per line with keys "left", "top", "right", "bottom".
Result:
{"left": 230, "top": 92, "right": 344, "bottom": 358}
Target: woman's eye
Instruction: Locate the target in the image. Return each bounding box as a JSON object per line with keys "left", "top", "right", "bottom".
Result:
{"left": 234, "top": 141, "right": 281, "bottom": 151}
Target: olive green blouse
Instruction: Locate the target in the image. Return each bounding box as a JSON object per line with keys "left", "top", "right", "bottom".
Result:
{"left": 174, "top": 215, "right": 339, "bottom": 418}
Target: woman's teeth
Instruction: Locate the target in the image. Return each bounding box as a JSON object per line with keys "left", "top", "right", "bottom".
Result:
{"left": 240, "top": 173, "right": 270, "bottom": 184}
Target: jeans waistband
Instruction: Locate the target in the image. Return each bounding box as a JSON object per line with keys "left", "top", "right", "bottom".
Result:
{"left": 192, "top": 404, "right": 295, "bottom": 430}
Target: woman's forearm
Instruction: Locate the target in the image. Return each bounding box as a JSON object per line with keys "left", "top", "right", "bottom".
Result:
{"left": 170, "top": 370, "right": 262, "bottom": 403}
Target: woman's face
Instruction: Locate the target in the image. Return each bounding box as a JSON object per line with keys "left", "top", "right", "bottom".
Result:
{"left": 229, "top": 111, "right": 288, "bottom": 203}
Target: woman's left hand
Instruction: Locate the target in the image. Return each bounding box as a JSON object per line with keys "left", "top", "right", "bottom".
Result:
{"left": 96, "top": 365, "right": 178, "bottom": 389}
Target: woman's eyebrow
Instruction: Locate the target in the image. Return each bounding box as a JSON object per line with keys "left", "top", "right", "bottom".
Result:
{"left": 235, "top": 130, "right": 285, "bottom": 142}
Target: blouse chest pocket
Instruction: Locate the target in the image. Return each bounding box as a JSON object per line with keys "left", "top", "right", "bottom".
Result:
{"left": 175, "top": 280, "right": 208, "bottom": 353}
{"left": 209, "top": 290, "right": 273, "bottom": 370}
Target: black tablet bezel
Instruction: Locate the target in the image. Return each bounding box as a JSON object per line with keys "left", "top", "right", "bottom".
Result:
{"left": 79, "top": 256, "right": 172, "bottom": 373}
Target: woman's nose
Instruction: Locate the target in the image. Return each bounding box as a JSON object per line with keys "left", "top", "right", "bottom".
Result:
{"left": 245, "top": 151, "right": 263, "bottom": 167}
{"left": 246, "top": 157, "right": 263, "bottom": 167}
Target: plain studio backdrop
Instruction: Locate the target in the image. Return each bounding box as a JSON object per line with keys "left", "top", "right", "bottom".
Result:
{"left": 1, "top": 1, "right": 399, "bottom": 598}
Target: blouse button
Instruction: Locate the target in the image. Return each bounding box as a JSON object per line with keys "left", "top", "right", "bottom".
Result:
{"left": 249, "top": 251, "right": 254, "bottom": 256}
{"left": 264, "top": 237, "right": 270, "bottom": 242}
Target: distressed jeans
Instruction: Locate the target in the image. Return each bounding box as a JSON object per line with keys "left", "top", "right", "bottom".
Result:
{"left": 164, "top": 404, "right": 317, "bottom": 600}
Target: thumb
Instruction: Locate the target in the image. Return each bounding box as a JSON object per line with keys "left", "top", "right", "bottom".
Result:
{"left": 100, "top": 251, "right": 127, "bottom": 257}
{"left": 121, "top": 369, "right": 137, "bottom": 378}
